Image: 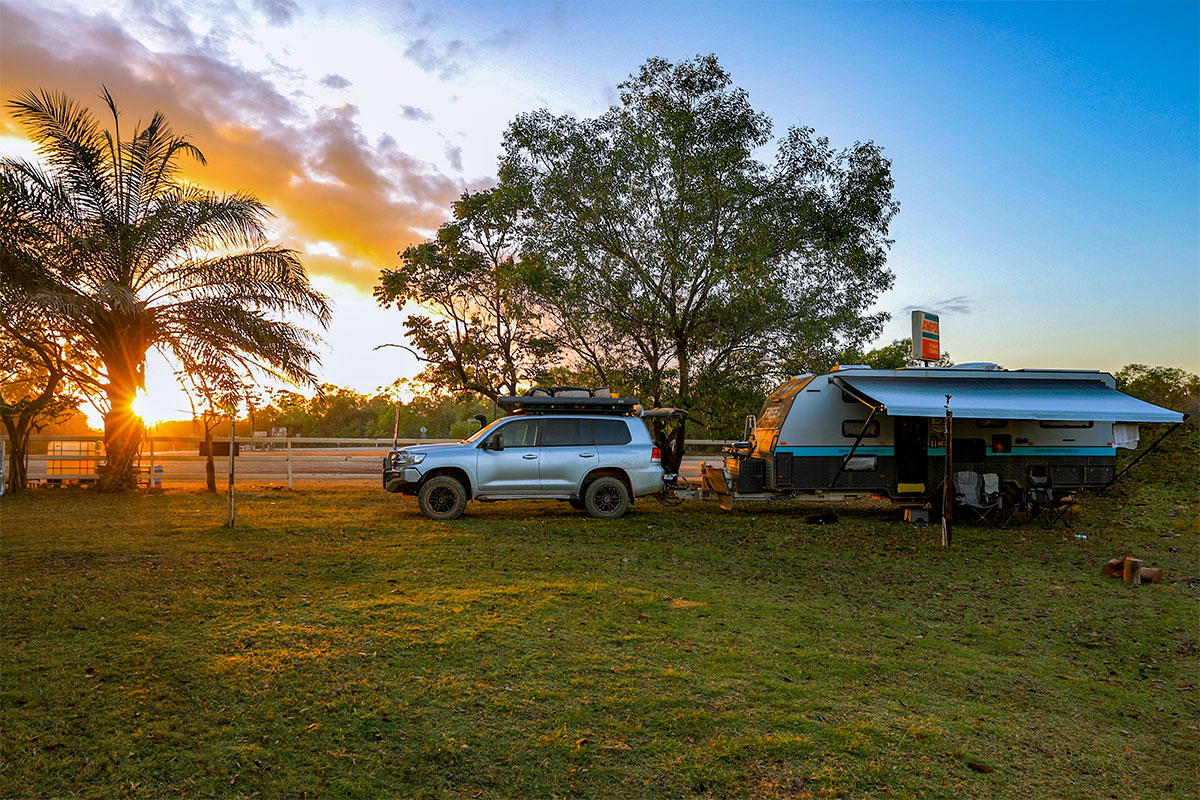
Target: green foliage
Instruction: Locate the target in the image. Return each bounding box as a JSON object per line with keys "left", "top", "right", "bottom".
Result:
{"left": 1115, "top": 364, "right": 1199, "bottom": 422}
{"left": 374, "top": 188, "right": 555, "bottom": 400}
{"left": 247, "top": 385, "right": 493, "bottom": 440}
{"left": 500, "top": 55, "right": 898, "bottom": 467}
{"left": 835, "top": 338, "right": 954, "bottom": 370}
{"left": 0, "top": 88, "right": 330, "bottom": 490}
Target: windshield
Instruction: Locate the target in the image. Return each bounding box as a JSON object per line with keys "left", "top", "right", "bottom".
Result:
{"left": 462, "top": 417, "right": 505, "bottom": 443}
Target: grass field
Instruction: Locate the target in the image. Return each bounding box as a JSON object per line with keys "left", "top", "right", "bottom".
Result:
{"left": 2, "top": 433, "right": 1197, "bottom": 799}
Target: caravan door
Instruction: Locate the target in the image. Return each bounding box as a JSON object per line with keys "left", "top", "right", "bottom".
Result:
{"left": 894, "top": 417, "right": 928, "bottom": 495}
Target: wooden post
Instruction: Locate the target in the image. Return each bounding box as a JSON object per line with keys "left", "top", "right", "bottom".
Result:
{"left": 942, "top": 395, "right": 953, "bottom": 548}
{"left": 146, "top": 434, "right": 155, "bottom": 493}
{"left": 1123, "top": 556, "right": 1143, "bottom": 586}
{"left": 227, "top": 419, "right": 236, "bottom": 528}
{"left": 286, "top": 437, "right": 293, "bottom": 491}
{"left": 1, "top": 438, "right": 6, "bottom": 496}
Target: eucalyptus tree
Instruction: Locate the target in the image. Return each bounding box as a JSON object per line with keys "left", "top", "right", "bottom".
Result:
{"left": 0, "top": 89, "right": 330, "bottom": 491}
{"left": 375, "top": 187, "right": 555, "bottom": 400}
{"left": 500, "top": 55, "right": 898, "bottom": 469}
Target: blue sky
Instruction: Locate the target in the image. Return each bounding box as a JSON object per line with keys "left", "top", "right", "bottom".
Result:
{"left": 1, "top": 0, "right": 1196, "bottom": 419}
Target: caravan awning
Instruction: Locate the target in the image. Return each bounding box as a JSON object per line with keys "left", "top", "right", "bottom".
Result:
{"left": 834, "top": 376, "right": 1184, "bottom": 423}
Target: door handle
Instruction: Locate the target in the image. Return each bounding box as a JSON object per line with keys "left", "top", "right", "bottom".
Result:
{"left": 522, "top": 454, "right": 537, "bottom": 460}
{"left": 579, "top": 453, "right": 595, "bottom": 458}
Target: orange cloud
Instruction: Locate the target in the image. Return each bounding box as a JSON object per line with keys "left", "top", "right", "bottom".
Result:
{"left": 0, "top": 1, "right": 469, "bottom": 292}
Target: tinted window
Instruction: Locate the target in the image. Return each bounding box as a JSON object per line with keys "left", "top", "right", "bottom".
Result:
{"left": 974, "top": 419, "right": 1007, "bottom": 428}
{"left": 1039, "top": 420, "right": 1093, "bottom": 429}
{"left": 842, "top": 419, "right": 880, "bottom": 438}
{"left": 497, "top": 419, "right": 539, "bottom": 447}
{"left": 541, "top": 418, "right": 584, "bottom": 447}
{"left": 593, "top": 419, "right": 632, "bottom": 445}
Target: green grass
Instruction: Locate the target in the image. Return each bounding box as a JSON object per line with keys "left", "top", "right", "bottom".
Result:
{"left": 2, "top": 432, "right": 1197, "bottom": 799}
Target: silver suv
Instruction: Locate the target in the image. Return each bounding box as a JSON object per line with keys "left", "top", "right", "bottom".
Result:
{"left": 382, "top": 397, "right": 665, "bottom": 520}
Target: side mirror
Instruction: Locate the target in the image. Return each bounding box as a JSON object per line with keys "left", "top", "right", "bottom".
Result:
{"left": 488, "top": 433, "right": 504, "bottom": 451}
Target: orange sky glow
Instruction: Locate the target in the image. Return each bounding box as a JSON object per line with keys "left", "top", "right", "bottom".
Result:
{"left": 3, "top": 1, "right": 1197, "bottom": 429}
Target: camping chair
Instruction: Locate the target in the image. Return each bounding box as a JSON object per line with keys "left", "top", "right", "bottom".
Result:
{"left": 1026, "top": 468, "right": 1071, "bottom": 529}
{"left": 953, "top": 470, "right": 1002, "bottom": 528}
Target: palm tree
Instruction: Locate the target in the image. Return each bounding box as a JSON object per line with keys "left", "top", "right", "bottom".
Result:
{"left": 0, "top": 89, "right": 330, "bottom": 491}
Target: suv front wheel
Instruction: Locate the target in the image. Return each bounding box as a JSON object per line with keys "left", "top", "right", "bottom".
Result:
{"left": 418, "top": 475, "right": 468, "bottom": 520}
{"left": 583, "top": 476, "right": 630, "bottom": 519}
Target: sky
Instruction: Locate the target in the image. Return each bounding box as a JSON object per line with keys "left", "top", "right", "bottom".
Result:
{"left": 1, "top": 0, "right": 1197, "bottom": 424}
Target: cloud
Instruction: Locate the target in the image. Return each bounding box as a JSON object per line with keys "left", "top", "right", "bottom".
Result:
{"left": 400, "top": 104, "right": 432, "bottom": 122}
{"left": 0, "top": 1, "right": 465, "bottom": 292}
{"left": 443, "top": 142, "right": 463, "bottom": 172}
{"left": 479, "top": 28, "right": 524, "bottom": 50}
{"left": 319, "top": 73, "right": 352, "bottom": 89}
{"left": 253, "top": 0, "right": 298, "bottom": 27}
{"left": 901, "top": 296, "right": 973, "bottom": 315}
{"left": 402, "top": 37, "right": 468, "bottom": 81}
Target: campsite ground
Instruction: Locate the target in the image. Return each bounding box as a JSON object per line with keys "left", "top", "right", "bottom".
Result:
{"left": 2, "top": 431, "right": 1197, "bottom": 799}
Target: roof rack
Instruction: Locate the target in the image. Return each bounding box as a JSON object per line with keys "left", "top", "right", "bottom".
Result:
{"left": 496, "top": 395, "right": 642, "bottom": 416}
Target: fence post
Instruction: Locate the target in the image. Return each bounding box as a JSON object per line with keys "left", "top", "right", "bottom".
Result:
{"left": 146, "top": 435, "right": 155, "bottom": 493}
{"left": 287, "top": 437, "right": 293, "bottom": 490}
{"left": 227, "top": 426, "right": 236, "bottom": 527}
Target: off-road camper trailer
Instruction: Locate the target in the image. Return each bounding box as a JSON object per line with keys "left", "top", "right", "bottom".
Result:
{"left": 704, "top": 365, "right": 1184, "bottom": 507}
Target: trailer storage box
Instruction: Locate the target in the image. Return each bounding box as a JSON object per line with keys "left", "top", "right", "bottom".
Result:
{"left": 726, "top": 456, "right": 765, "bottom": 493}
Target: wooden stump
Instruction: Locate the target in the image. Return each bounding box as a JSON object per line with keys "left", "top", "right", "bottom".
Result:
{"left": 1101, "top": 558, "right": 1125, "bottom": 578}
{"left": 1123, "top": 557, "right": 1144, "bottom": 585}
{"left": 1139, "top": 567, "right": 1163, "bottom": 584}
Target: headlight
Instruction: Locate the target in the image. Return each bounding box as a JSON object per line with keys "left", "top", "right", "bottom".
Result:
{"left": 390, "top": 451, "right": 426, "bottom": 468}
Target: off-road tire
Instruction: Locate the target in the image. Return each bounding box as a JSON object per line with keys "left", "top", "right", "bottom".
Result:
{"left": 418, "top": 475, "right": 467, "bottom": 520}
{"left": 583, "top": 476, "right": 630, "bottom": 519}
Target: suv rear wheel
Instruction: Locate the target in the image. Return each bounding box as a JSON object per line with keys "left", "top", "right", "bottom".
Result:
{"left": 418, "top": 475, "right": 467, "bottom": 520}
{"left": 584, "top": 476, "right": 630, "bottom": 519}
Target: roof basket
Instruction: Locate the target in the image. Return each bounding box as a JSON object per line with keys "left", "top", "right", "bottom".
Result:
{"left": 498, "top": 394, "right": 642, "bottom": 416}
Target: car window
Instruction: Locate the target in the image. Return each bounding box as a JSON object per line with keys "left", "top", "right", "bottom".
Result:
{"left": 593, "top": 419, "right": 632, "bottom": 445}
{"left": 497, "top": 418, "right": 539, "bottom": 447}
{"left": 541, "top": 418, "right": 584, "bottom": 447}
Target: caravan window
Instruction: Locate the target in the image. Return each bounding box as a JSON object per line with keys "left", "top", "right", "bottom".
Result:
{"left": 1039, "top": 420, "right": 1094, "bottom": 429}
{"left": 842, "top": 419, "right": 880, "bottom": 438}
{"left": 974, "top": 419, "right": 1007, "bottom": 428}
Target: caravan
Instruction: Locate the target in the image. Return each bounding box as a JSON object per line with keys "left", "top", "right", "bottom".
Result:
{"left": 704, "top": 364, "right": 1184, "bottom": 507}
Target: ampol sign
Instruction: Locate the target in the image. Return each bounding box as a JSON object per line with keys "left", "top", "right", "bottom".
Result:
{"left": 911, "top": 310, "right": 940, "bottom": 362}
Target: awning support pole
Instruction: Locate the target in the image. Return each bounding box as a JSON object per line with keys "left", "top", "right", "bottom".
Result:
{"left": 828, "top": 405, "right": 879, "bottom": 490}
{"left": 1100, "top": 420, "right": 1186, "bottom": 493}
{"left": 942, "top": 395, "right": 953, "bottom": 548}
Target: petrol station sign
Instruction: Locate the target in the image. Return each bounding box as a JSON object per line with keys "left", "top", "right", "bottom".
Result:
{"left": 911, "top": 310, "right": 940, "bottom": 363}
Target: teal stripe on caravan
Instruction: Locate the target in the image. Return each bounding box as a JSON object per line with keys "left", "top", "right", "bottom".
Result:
{"left": 925, "top": 446, "right": 1116, "bottom": 457}
{"left": 775, "top": 446, "right": 894, "bottom": 456}
{"left": 775, "top": 445, "right": 1116, "bottom": 457}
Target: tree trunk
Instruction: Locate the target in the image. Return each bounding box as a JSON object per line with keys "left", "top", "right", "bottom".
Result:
{"left": 98, "top": 374, "right": 143, "bottom": 493}
{"left": 204, "top": 430, "right": 217, "bottom": 492}
{"left": 3, "top": 418, "right": 29, "bottom": 495}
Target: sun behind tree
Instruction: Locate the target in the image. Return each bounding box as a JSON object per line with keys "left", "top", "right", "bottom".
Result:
{"left": 0, "top": 88, "right": 331, "bottom": 491}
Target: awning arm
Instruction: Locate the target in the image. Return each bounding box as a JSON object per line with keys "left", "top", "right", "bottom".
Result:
{"left": 829, "top": 376, "right": 881, "bottom": 410}
{"left": 828, "top": 404, "right": 879, "bottom": 490}
{"left": 1099, "top": 419, "right": 1188, "bottom": 493}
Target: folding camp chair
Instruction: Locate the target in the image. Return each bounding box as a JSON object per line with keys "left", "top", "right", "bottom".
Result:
{"left": 1026, "top": 468, "right": 1071, "bottom": 528}
{"left": 953, "top": 470, "right": 1002, "bottom": 527}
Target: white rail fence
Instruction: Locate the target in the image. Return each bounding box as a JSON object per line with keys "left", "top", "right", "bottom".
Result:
{"left": 1, "top": 434, "right": 734, "bottom": 490}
